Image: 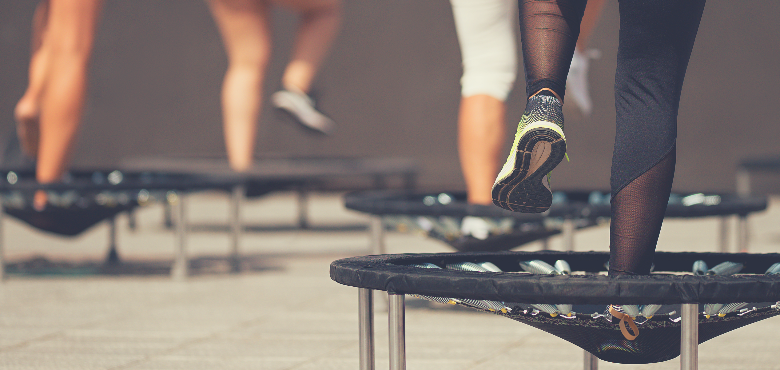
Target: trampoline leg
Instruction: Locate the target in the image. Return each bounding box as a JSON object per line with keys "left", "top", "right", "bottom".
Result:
{"left": 105, "top": 216, "right": 120, "bottom": 265}
{"left": 718, "top": 217, "right": 729, "bottom": 253}
{"left": 388, "top": 293, "right": 406, "bottom": 370}
{"left": 370, "top": 216, "right": 385, "bottom": 255}
{"left": 230, "top": 184, "right": 245, "bottom": 273}
{"left": 127, "top": 208, "right": 137, "bottom": 231}
{"left": 170, "top": 192, "right": 188, "bottom": 280}
{"left": 164, "top": 201, "right": 174, "bottom": 229}
{"left": 297, "top": 188, "right": 310, "bottom": 229}
{"left": 584, "top": 350, "right": 598, "bottom": 370}
{"left": 562, "top": 219, "right": 575, "bottom": 251}
{"left": 737, "top": 215, "right": 749, "bottom": 253}
{"left": 680, "top": 303, "right": 699, "bottom": 370}
{"left": 359, "top": 288, "right": 375, "bottom": 370}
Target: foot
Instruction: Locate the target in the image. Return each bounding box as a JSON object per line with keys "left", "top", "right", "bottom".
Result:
{"left": 271, "top": 86, "right": 335, "bottom": 135}
{"left": 14, "top": 97, "right": 40, "bottom": 158}
{"left": 492, "top": 94, "right": 566, "bottom": 213}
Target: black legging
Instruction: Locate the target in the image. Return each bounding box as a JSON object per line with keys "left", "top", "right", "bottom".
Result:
{"left": 519, "top": 0, "right": 707, "bottom": 275}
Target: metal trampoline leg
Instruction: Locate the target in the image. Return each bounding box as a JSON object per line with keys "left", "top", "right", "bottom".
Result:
{"left": 718, "top": 217, "right": 729, "bottom": 253}
{"left": 737, "top": 215, "right": 749, "bottom": 253}
{"left": 388, "top": 293, "right": 406, "bottom": 370}
{"left": 369, "top": 216, "right": 386, "bottom": 255}
{"left": 297, "top": 188, "right": 309, "bottom": 229}
{"left": 105, "top": 216, "right": 120, "bottom": 265}
{"left": 562, "top": 219, "right": 575, "bottom": 251}
{"left": 584, "top": 350, "right": 598, "bottom": 370}
{"left": 680, "top": 303, "right": 699, "bottom": 370}
{"left": 230, "top": 184, "right": 245, "bottom": 273}
{"left": 359, "top": 288, "right": 375, "bottom": 370}
{"left": 170, "top": 192, "right": 188, "bottom": 280}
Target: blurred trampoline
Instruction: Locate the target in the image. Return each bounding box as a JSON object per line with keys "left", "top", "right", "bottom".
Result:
{"left": 120, "top": 155, "right": 418, "bottom": 230}
{"left": 344, "top": 190, "right": 768, "bottom": 253}
{"left": 330, "top": 250, "right": 780, "bottom": 369}
{"left": 0, "top": 168, "right": 237, "bottom": 280}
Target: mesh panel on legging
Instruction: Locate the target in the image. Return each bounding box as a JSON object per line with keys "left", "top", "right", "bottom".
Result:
{"left": 519, "top": 0, "right": 587, "bottom": 100}
{"left": 609, "top": 148, "right": 676, "bottom": 276}
{"left": 608, "top": 0, "right": 705, "bottom": 276}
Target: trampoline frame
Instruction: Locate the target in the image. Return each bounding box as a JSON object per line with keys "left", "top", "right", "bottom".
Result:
{"left": 0, "top": 189, "right": 191, "bottom": 281}
{"left": 352, "top": 190, "right": 760, "bottom": 255}
{"left": 334, "top": 250, "right": 780, "bottom": 370}
{"left": 357, "top": 290, "right": 699, "bottom": 370}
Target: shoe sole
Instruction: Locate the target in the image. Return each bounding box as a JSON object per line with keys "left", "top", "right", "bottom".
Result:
{"left": 492, "top": 122, "right": 566, "bottom": 213}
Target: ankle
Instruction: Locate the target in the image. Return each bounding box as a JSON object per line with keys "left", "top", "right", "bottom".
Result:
{"left": 530, "top": 88, "right": 562, "bottom": 104}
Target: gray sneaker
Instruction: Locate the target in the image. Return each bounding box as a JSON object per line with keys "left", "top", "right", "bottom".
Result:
{"left": 271, "top": 88, "right": 335, "bottom": 134}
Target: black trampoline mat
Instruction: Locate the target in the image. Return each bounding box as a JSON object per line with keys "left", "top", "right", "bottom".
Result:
{"left": 119, "top": 155, "right": 418, "bottom": 181}
{"left": 344, "top": 190, "right": 768, "bottom": 219}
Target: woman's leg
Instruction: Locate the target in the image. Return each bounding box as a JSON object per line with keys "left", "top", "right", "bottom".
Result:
{"left": 491, "top": 0, "right": 586, "bottom": 213}
{"left": 519, "top": 0, "right": 587, "bottom": 101}
{"left": 275, "top": 0, "right": 342, "bottom": 94}
{"left": 14, "top": 0, "right": 51, "bottom": 158}
{"left": 450, "top": 0, "right": 517, "bottom": 205}
{"left": 208, "top": 0, "right": 272, "bottom": 172}
{"left": 608, "top": 0, "right": 706, "bottom": 276}
{"left": 34, "top": 0, "right": 103, "bottom": 209}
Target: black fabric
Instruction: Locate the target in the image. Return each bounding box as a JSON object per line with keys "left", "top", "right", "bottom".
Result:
{"left": 610, "top": 0, "right": 706, "bottom": 195}
{"left": 343, "top": 190, "right": 767, "bottom": 219}
{"left": 610, "top": 149, "right": 676, "bottom": 276}
{"left": 330, "top": 251, "right": 780, "bottom": 304}
{"left": 5, "top": 204, "right": 136, "bottom": 236}
{"left": 488, "top": 303, "right": 777, "bottom": 364}
{"left": 519, "top": 0, "right": 588, "bottom": 99}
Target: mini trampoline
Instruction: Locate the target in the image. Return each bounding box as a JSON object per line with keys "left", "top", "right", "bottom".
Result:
{"left": 0, "top": 168, "right": 238, "bottom": 280}
{"left": 120, "top": 156, "right": 418, "bottom": 230}
{"left": 330, "top": 250, "right": 780, "bottom": 370}
{"left": 344, "top": 190, "right": 768, "bottom": 254}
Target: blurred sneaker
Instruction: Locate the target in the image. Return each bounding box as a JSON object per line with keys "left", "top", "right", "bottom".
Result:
{"left": 566, "top": 47, "right": 601, "bottom": 116}
{"left": 492, "top": 94, "right": 566, "bottom": 213}
{"left": 271, "top": 86, "right": 335, "bottom": 134}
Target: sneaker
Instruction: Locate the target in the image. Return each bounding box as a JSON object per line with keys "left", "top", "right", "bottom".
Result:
{"left": 566, "top": 47, "right": 601, "bottom": 116}
{"left": 271, "top": 86, "right": 335, "bottom": 134}
{"left": 492, "top": 94, "right": 566, "bottom": 213}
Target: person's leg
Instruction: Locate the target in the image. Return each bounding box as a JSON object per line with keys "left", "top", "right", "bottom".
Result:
{"left": 519, "top": 0, "right": 587, "bottom": 101}
{"left": 275, "top": 0, "right": 342, "bottom": 94}
{"left": 608, "top": 0, "right": 706, "bottom": 276}
{"left": 268, "top": 0, "right": 341, "bottom": 135}
{"left": 576, "top": 0, "right": 605, "bottom": 51}
{"left": 34, "top": 0, "right": 103, "bottom": 209}
{"left": 450, "top": 0, "right": 517, "bottom": 205}
{"left": 492, "top": 0, "right": 586, "bottom": 213}
{"left": 208, "top": 0, "right": 272, "bottom": 172}
{"left": 14, "top": 0, "right": 51, "bottom": 158}
{"left": 567, "top": 0, "right": 606, "bottom": 116}
{"left": 459, "top": 96, "right": 506, "bottom": 205}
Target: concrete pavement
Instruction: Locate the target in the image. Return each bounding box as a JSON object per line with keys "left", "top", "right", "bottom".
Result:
{"left": 1, "top": 191, "right": 779, "bottom": 369}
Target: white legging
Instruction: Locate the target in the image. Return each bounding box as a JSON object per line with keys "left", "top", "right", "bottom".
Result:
{"left": 450, "top": 0, "right": 518, "bottom": 101}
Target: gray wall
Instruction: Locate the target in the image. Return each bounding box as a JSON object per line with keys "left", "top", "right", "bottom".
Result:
{"left": 1, "top": 0, "right": 779, "bottom": 193}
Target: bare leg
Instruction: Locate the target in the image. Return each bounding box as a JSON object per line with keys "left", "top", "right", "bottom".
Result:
{"left": 34, "top": 0, "right": 103, "bottom": 209}
{"left": 577, "top": 0, "right": 606, "bottom": 50}
{"left": 275, "top": 0, "right": 343, "bottom": 93}
{"left": 459, "top": 95, "right": 505, "bottom": 205}
{"left": 14, "top": 0, "right": 51, "bottom": 158}
{"left": 208, "top": 0, "right": 272, "bottom": 172}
